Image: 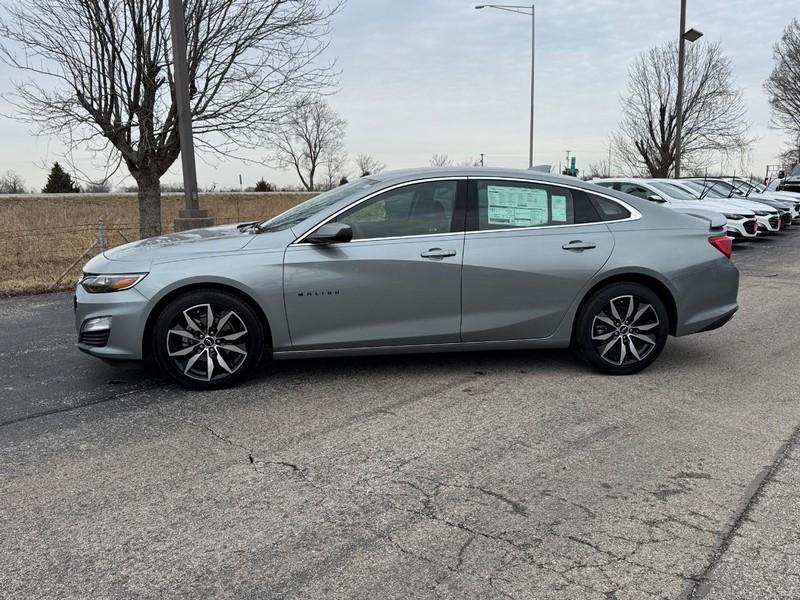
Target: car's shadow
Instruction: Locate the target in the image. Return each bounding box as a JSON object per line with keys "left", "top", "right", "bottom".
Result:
{"left": 250, "top": 347, "right": 583, "bottom": 387}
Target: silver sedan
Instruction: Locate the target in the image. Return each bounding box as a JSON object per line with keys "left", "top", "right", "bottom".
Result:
{"left": 76, "top": 168, "right": 740, "bottom": 389}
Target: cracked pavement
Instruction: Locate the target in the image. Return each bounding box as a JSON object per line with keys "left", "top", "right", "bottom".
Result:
{"left": 1, "top": 231, "right": 800, "bottom": 599}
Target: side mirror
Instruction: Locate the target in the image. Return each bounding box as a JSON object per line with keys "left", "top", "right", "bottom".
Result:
{"left": 306, "top": 222, "right": 353, "bottom": 244}
{"left": 647, "top": 194, "right": 666, "bottom": 203}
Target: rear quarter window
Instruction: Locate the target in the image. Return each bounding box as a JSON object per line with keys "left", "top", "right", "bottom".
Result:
{"left": 589, "top": 194, "right": 632, "bottom": 221}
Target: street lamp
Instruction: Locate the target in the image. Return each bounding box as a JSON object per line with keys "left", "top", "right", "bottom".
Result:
{"left": 475, "top": 4, "right": 535, "bottom": 169}
{"left": 168, "top": 0, "right": 213, "bottom": 232}
{"left": 673, "top": 0, "right": 703, "bottom": 178}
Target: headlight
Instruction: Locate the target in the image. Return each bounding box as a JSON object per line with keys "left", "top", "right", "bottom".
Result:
{"left": 754, "top": 211, "right": 769, "bottom": 216}
{"left": 723, "top": 213, "right": 744, "bottom": 220}
{"left": 80, "top": 273, "right": 147, "bottom": 293}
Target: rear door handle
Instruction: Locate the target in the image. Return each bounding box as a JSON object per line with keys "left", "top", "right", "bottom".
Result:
{"left": 421, "top": 248, "right": 457, "bottom": 259}
{"left": 562, "top": 240, "right": 597, "bottom": 251}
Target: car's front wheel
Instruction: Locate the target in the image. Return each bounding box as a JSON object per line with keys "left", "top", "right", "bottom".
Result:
{"left": 573, "top": 282, "right": 669, "bottom": 375}
{"left": 152, "top": 289, "right": 266, "bottom": 389}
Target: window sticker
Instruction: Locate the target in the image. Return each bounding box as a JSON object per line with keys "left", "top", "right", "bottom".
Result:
{"left": 551, "top": 195, "right": 567, "bottom": 222}
{"left": 487, "top": 185, "right": 548, "bottom": 226}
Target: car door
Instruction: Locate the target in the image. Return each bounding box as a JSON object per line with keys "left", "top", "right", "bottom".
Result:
{"left": 283, "top": 179, "right": 466, "bottom": 350}
{"left": 461, "top": 178, "right": 615, "bottom": 342}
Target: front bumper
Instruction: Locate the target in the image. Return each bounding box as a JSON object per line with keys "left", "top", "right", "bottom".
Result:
{"left": 757, "top": 215, "right": 781, "bottom": 232}
{"left": 75, "top": 285, "right": 149, "bottom": 360}
{"left": 726, "top": 219, "right": 758, "bottom": 239}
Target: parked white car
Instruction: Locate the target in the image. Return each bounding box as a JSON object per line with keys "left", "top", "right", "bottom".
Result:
{"left": 591, "top": 178, "right": 758, "bottom": 240}
{"left": 666, "top": 180, "right": 782, "bottom": 235}
{"left": 728, "top": 178, "right": 800, "bottom": 222}
{"left": 690, "top": 178, "right": 794, "bottom": 228}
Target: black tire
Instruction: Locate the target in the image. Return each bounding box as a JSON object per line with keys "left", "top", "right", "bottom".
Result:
{"left": 152, "top": 289, "right": 266, "bottom": 389}
{"left": 573, "top": 282, "right": 669, "bottom": 375}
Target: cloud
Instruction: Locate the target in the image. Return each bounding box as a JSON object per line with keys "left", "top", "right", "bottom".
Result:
{"left": 0, "top": 0, "right": 794, "bottom": 188}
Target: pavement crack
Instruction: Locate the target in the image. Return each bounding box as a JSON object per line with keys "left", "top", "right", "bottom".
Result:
{"left": 475, "top": 486, "right": 529, "bottom": 517}
{"left": 682, "top": 421, "right": 800, "bottom": 599}
{"left": 455, "top": 535, "right": 475, "bottom": 570}
{"left": 0, "top": 382, "right": 163, "bottom": 428}
{"left": 386, "top": 500, "right": 539, "bottom": 554}
{"left": 200, "top": 423, "right": 309, "bottom": 480}
{"left": 541, "top": 490, "right": 596, "bottom": 519}
{"left": 415, "top": 476, "right": 530, "bottom": 518}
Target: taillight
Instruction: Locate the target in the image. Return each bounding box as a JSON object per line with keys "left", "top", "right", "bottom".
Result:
{"left": 709, "top": 235, "right": 733, "bottom": 258}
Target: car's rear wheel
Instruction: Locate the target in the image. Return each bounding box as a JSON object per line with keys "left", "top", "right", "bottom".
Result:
{"left": 574, "top": 282, "right": 669, "bottom": 375}
{"left": 153, "top": 290, "right": 266, "bottom": 389}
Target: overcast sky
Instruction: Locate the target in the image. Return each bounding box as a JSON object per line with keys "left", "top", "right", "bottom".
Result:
{"left": 0, "top": 0, "right": 796, "bottom": 191}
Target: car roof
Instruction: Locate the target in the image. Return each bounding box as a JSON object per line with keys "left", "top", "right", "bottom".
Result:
{"left": 372, "top": 167, "right": 613, "bottom": 194}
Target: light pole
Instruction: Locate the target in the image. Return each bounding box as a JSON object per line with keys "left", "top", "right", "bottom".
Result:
{"left": 475, "top": 4, "right": 535, "bottom": 169}
{"left": 169, "top": 0, "right": 213, "bottom": 231}
{"left": 673, "top": 0, "right": 703, "bottom": 178}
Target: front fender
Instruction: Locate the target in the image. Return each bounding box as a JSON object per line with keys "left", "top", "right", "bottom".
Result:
{"left": 136, "top": 250, "right": 290, "bottom": 354}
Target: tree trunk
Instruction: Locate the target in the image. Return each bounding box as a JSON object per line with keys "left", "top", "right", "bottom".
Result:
{"left": 137, "top": 173, "right": 162, "bottom": 239}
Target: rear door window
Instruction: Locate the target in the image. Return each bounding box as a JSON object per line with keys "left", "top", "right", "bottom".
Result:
{"left": 474, "top": 180, "right": 601, "bottom": 230}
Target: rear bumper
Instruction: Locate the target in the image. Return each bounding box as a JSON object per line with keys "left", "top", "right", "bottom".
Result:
{"left": 695, "top": 307, "right": 737, "bottom": 333}
{"left": 673, "top": 257, "right": 740, "bottom": 337}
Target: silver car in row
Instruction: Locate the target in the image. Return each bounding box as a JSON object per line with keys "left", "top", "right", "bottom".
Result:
{"left": 76, "top": 168, "right": 740, "bottom": 389}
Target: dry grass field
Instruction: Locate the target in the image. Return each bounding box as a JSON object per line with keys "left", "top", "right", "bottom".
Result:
{"left": 0, "top": 191, "right": 314, "bottom": 296}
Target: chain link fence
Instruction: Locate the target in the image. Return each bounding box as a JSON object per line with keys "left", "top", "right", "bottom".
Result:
{"left": 0, "top": 220, "right": 170, "bottom": 295}
{"left": 0, "top": 191, "right": 315, "bottom": 296}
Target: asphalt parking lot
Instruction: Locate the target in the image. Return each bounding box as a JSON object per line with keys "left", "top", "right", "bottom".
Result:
{"left": 2, "top": 231, "right": 800, "bottom": 600}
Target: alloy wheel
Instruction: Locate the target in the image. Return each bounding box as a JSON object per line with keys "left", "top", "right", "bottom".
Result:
{"left": 590, "top": 295, "right": 660, "bottom": 366}
{"left": 165, "top": 303, "right": 249, "bottom": 382}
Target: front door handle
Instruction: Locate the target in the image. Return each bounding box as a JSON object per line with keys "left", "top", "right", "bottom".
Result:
{"left": 562, "top": 240, "right": 597, "bottom": 251}
{"left": 421, "top": 248, "right": 457, "bottom": 259}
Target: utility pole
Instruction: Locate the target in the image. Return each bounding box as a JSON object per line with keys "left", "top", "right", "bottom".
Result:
{"left": 169, "top": 0, "right": 213, "bottom": 232}
{"left": 474, "top": 4, "right": 535, "bottom": 168}
{"left": 528, "top": 4, "right": 535, "bottom": 169}
{"left": 674, "top": 0, "right": 702, "bottom": 178}
{"left": 674, "top": 0, "right": 687, "bottom": 179}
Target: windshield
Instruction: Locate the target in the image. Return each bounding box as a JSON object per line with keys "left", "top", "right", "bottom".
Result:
{"left": 731, "top": 180, "right": 760, "bottom": 194}
{"left": 683, "top": 180, "right": 726, "bottom": 198}
{"left": 648, "top": 181, "right": 697, "bottom": 200}
{"left": 707, "top": 180, "right": 740, "bottom": 195}
{"left": 258, "top": 178, "right": 379, "bottom": 231}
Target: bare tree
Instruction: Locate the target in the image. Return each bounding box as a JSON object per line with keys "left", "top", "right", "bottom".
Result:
{"left": 354, "top": 153, "right": 384, "bottom": 177}
{"left": 611, "top": 41, "right": 750, "bottom": 177}
{"left": 585, "top": 161, "right": 607, "bottom": 179}
{"left": 0, "top": 0, "right": 340, "bottom": 237}
{"left": 778, "top": 140, "right": 800, "bottom": 171}
{"left": 458, "top": 156, "right": 483, "bottom": 167}
{"left": 273, "top": 97, "right": 346, "bottom": 191}
{"left": 322, "top": 148, "right": 349, "bottom": 190}
{"left": 429, "top": 153, "right": 452, "bottom": 168}
{"left": 765, "top": 19, "right": 800, "bottom": 156}
{"left": 84, "top": 181, "right": 112, "bottom": 193}
{"left": 0, "top": 170, "right": 26, "bottom": 194}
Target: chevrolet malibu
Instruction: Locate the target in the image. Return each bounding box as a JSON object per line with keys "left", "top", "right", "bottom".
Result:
{"left": 76, "top": 168, "right": 740, "bottom": 389}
